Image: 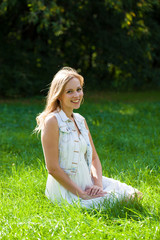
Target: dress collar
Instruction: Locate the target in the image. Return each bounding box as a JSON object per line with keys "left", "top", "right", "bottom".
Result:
{"left": 58, "top": 109, "right": 70, "bottom": 122}
{"left": 58, "top": 109, "right": 84, "bottom": 123}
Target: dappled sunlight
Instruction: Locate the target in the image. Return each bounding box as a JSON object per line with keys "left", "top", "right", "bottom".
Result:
{"left": 118, "top": 105, "right": 139, "bottom": 115}
{"left": 104, "top": 105, "right": 138, "bottom": 116}
{"left": 97, "top": 104, "right": 139, "bottom": 116}
{"left": 92, "top": 119, "right": 100, "bottom": 126}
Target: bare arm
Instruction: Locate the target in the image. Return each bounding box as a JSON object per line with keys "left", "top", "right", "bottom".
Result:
{"left": 41, "top": 115, "right": 104, "bottom": 200}
{"left": 84, "top": 120, "right": 105, "bottom": 196}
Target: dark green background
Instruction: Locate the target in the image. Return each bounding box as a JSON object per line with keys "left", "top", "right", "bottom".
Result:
{"left": 0, "top": 0, "right": 160, "bottom": 97}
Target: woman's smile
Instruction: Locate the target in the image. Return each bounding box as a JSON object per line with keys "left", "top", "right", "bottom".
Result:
{"left": 71, "top": 99, "right": 80, "bottom": 104}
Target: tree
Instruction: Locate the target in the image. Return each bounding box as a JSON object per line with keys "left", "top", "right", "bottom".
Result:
{"left": 0, "top": 0, "right": 160, "bottom": 97}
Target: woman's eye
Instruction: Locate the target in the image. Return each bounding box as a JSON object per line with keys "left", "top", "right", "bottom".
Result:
{"left": 77, "top": 88, "right": 82, "bottom": 92}
{"left": 67, "top": 90, "right": 72, "bottom": 93}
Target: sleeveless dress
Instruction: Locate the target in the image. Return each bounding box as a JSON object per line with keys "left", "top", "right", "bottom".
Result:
{"left": 45, "top": 110, "right": 139, "bottom": 208}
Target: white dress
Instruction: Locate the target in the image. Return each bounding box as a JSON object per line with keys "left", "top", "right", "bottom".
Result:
{"left": 45, "top": 111, "right": 139, "bottom": 208}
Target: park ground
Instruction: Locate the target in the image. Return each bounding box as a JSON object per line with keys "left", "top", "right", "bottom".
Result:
{"left": 0, "top": 91, "right": 160, "bottom": 239}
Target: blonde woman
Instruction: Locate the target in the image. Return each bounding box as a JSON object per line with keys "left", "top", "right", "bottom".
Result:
{"left": 35, "top": 67, "right": 141, "bottom": 208}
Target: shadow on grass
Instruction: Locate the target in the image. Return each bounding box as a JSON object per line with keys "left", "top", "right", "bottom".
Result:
{"left": 80, "top": 197, "right": 150, "bottom": 222}
{"left": 46, "top": 194, "right": 149, "bottom": 222}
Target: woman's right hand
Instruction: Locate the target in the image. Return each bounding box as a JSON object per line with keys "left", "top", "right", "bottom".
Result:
{"left": 80, "top": 190, "right": 106, "bottom": 200}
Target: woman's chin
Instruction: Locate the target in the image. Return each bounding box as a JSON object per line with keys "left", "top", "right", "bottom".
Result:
{"left": 73, "top": 104, "right": 81, "bottom": 109}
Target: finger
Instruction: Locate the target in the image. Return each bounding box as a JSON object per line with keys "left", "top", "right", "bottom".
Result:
{"left": 96, "top": 191, "right": 107, "bottom": 196}
{"left": 92, "top": 193, "right": 105, "bottom": 199}
{"left": 93, "top": 186, "right": 103, "bottom": 195}
{"left": 88, "top": 186, "right": 96, "bottom": 195}
{"left": 96, "top": 188, "right": 103, "bottom": 194}
{"left": 86, "top": 189, "right": 91, "bottom": 195}
{"left": 95, "top": 188, "right": 101, "bottom": 195}
{"left": 87, "top": 188, "right": 92, "bottom": 195}
{"left": 90, "top": 188, "right": 108, "bottom": 198}
{"left": 87, "top": 191, "right": 107, "bottom": 199}
{"left": 96, "top": 188, "right": 107, "bottom": 194}
{"left": 85, "top": 189, "right": 89, "bottom": 193}
{"left": 87, "top": 186, "right": 104, "bottom": 196}
{"left": 91, "top": 187, "right": 100, "bottom": 196}
{"left": 90, "top": 187, "right": 97, "bottom": 196}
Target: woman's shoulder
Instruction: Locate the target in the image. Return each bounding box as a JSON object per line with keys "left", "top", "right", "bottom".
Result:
{"left": 44, "top": 112, "right": 58, "bottom": 128}
{"left": 42, "top": 113, "right": 59, "bottom": 140}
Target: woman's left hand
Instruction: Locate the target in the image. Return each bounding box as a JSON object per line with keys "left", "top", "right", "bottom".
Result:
{"left": 85, "top": 185, "right": 107, "bottom": 196}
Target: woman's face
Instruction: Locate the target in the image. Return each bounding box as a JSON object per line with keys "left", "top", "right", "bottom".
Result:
{"left": 60, "top": 77, "right": 83, "bottom": 111}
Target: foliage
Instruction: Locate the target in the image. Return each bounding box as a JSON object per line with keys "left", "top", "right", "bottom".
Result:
{"left": 0, "top": 92, "right": 160, "bottom": 238}
{"left": 0, "top": 0, "right": 160, "bottom": 97}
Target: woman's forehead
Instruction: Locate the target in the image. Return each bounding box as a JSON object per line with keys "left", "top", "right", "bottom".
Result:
{"left": 65, "top": 77, "right": 81, "bottom": 89}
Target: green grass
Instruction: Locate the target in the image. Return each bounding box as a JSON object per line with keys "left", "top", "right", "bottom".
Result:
{"left": 0, "top": 91, "right": 160, "bottom": 239}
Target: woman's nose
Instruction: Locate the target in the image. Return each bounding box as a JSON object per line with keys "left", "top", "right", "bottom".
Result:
{"left": 73, "top": 91, "right": 79, "bottom": 97}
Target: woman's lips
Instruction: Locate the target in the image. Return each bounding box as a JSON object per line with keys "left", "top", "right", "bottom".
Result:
{"left": 71, "top": 99, "right": 80, "bottom": 104}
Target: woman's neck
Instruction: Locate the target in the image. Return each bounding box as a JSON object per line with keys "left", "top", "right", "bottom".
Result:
{"left": 61, "top": 107, "right": 73, "bottom": 120}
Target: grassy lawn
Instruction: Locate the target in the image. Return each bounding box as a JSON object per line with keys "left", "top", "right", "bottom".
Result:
{"left": 0, "top": 91, "right": 160, "bottom": 239}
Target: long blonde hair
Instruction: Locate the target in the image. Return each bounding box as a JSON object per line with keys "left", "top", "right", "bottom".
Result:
{"left": 34, "top": 67, "right": 84, "bottom": 133}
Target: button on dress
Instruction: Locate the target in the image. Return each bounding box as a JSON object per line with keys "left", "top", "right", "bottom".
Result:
{"left": 45, "top": 110, "right": 139, "bottom": 208}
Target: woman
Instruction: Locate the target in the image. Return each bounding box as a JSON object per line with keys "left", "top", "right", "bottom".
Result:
{"left": 35, "top": 67, "right": 141, "bottom": 208}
